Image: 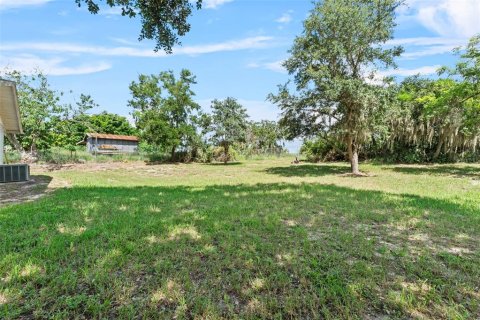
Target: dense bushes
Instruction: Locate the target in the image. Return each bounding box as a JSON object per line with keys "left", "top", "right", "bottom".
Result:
{"left": 299, "top": 36, "right": 480, "bottom": 165}
{"left": 302, "top": 139, "right": 480, "bottom": 164}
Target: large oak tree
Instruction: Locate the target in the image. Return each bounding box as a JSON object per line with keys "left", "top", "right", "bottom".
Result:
{"left": 269, "top": 0, "right": 403, "bottom": 174}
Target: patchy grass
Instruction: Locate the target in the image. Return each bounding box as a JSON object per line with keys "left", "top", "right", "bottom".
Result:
{"left": 1, "top": 160, "right": 479, "bottom": 319}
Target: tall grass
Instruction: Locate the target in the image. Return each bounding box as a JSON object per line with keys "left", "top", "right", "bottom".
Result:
{"left": 5, "top": 147, "right": 294, "bottom": 165}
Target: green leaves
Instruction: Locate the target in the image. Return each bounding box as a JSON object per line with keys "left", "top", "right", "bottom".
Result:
{"left": 270, "top": 0, "right": 403, "bottom": 172}
{"left": 87, "top": 112, "right": 136, "bottom": 135}
{"left": 128, "top": 69, "right": 200, "bottom": 159}
{"left": 208, "top": 97, "right": 249, "bottom": 148}
{"left": 1, "top": 70, "right": 96, "bottom": 152}
{"left": 271, "top": 2, "right": 478, "bottom": 164}
{"left": 389, "top": 35, "right": 480, "bottom": 160}
{"left": 245, "top": 120, "right": 285, "bottom": 154}
{"left": 76, "top": 0, "right": 202, "bottom": 52}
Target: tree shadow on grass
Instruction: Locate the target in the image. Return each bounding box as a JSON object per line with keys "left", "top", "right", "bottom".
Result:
{"left": 265, "top": 164, "right": 350, "bottom": 177}
{"left": 0, "top": 175, "right": 53, "bottom": 207}
{"left": 385, "top": 165, "right": 480, "bottom": 179}
{"left": 1, "top": 182, "right": 479, "bottom": 319}
{"left": 204, "top": 162, "right": 243, "bottom": 166}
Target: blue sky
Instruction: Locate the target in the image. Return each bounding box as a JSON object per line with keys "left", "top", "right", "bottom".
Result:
{"left": 1, "top": 0, "right": 479, "bottom": 151}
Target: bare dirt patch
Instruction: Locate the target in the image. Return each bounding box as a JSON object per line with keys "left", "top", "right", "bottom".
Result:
{"left": 339, "top": 171, "right": 374, "bottom": 177}
{"left": 0, "top": 166, "right": 70, "bottom": 207}
{"left": 34, "top": 161, "right": 190, "bottom": 177}
{"left": 0, "top": 161, "right": 182, "bottom": 208}
{"left": 33, "top": 162, "right": 148, "bottom": 173}
{"left": 0, "top": 175, "right": 53, "bottom": 207}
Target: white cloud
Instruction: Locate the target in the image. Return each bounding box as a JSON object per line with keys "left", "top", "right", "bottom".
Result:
{"left": 403, "top": 0, "right": 480, "bottom": 38}
{"left": 2, "top": 42, "right": 166, "bottom": 57}
{"left": 387, "top": 37, "right": 464, "bottom": 47}
{"left": 264, "top": 60, "right": 286, "bottom": 73}
{"left": 276, "top": 12, "right": 292, "bottom": 24}
{"left": 98, "top": 6, "right": 123, "bottom": 16}
{"left": 402, "top": 45, "right": 459, "bottom": 59}
{"left": 365, "top": 64, "right": 441, "bottom": 84}
{"left": 418, "top": 1, "right": 480, "bottom": 38}
{"left": 203, "top": 0, "right": 233, "bottom": 9}
{"left": 378, "top": 65, "right": 441, "bottom": 77}
{"left": 80, "top": 2, "right": 227, "bottom": 13}
{"left": 0, "top": 0, "right": 51, "bottom": 9}
{"left": 175, "top": 36, "right": 273, "bottom": 55}
{"left": 109, "top": 37, "right": 143, "bottom": 46}
{"left": 2, "top": 36, "right": 275, "bottom": 58}
{"left": 1, "top": 55, "right": 111, "bottom": 76}
{"left": 387, "top": 37, "right": 466, "bottom": 59}
{"left": 248, "top": 59, "right": 286, "bottom": 73}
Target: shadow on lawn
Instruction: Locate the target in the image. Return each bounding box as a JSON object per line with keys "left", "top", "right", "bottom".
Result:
{"left": 1, "top": 182, "right": 479, "bottom": 319}
{"left": 0, "top": 175, "right": 53, "bottom": 207}
{"left": 204, "top": 162, "right": 243, "bottom": 166}
{"left": 385, "top": 165, "right": 480, "bottom": 179}
{"left": 265, "top": 164, "right": 350, "bottom": 177}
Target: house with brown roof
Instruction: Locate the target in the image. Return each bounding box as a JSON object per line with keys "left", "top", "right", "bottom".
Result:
{"left": 83, "top": 133, "right": 139, "bottom": 154}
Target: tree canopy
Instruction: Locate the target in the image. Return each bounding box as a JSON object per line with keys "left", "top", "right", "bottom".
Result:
{"left": 298, "top": 34, "right": 480, "bottom": 164}
{"left": 128, "top": 69, "right": 200, "bottom": 160}
{"left": 88, "top": 112, "right": 136, "bottom": 136}
{"left": 1, "top": 70, "right": 96, "bottom": 153}
{"left": 269, "top": 0, "right": 404, "bottom": 174}
{"left": 76, "top": 0, "right": 202, "bottom": 52}
{"left": 207, "top": 97, "right": 249, "bottom": 163}
{"left": 385, "top": 35, "right": 480, "bottom": 161}
{"left": 245, "top": 120, "right": 285, "bottom": 154}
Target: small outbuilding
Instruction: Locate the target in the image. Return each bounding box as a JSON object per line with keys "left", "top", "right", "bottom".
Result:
{"left": 82, "top": 133, "right": 139, "bottom": 154}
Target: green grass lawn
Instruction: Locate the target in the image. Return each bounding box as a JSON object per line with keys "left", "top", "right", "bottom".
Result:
{"left": 1, "top": 160, "right": 479, "bottom": 319}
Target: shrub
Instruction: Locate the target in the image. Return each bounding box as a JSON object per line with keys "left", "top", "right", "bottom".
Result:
{"left": 301, "top": 138, "right": 345, "bottom": 162}
{"left": 211, "top": 146, "right": 238, "bottom": 163}
{"left": 37, "top": 148, "right": 78, "bottom": 164}
{"left": 146, "top": 152, "right": 169, "bottom": 163}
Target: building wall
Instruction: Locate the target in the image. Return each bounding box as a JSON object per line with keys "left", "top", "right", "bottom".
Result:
{"left": 86, "top": 137, "right": 138, "bottom": 154}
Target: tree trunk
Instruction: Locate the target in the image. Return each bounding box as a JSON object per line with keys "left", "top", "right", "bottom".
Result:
{"left": 224, "top": 143, "right": 229, "bottom": 164}
{"left": 347, "top": 135, "right": 360, "bottom": 175}
{"left": 31, "top": 142, "right": 36, "bottom": 155}
{"left": 433, "top": 139, "right": 444, "bottom": 160}
{"left": 170, "top": 145, "right": 176, "bottom": 162}
{"left": 5, "top": 133, "right": 23, "bottom": 152}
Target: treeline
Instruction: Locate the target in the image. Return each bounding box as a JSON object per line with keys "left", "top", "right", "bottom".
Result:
{"left": 3, "top": 0, "right": 479, "bottom": 168}
{"left": 1, "top": 70, "right": 135, "bottom": 155}
{"left": 128, "top": 70, "right": 285, "bottom": 162}
{"left": 299, "top": 36, "right": 480, "bottom": 164}
{"left": 1, "top": 70, "right": 286, "bottom": 163}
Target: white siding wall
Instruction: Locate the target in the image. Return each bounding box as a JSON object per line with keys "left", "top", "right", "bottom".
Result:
{"left": 0, "top": 124, "right": 4, "bottom": 165}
